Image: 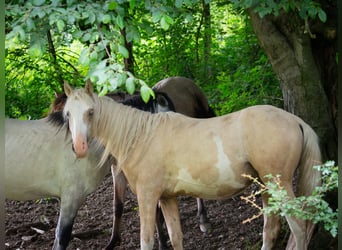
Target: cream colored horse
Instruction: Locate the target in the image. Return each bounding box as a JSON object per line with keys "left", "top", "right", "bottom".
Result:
{"left": 59, "top": 82, "right": 321, "bottom": 250}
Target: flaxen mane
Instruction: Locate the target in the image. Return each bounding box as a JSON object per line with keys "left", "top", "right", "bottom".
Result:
{"left": 91, "top": 94, "right": 172, "bottom": 172}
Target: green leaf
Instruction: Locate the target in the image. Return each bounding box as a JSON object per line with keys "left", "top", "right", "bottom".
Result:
{"left": 117, "top": 73, "right": 127, "bottom": 87}
{"left": 175, "top": 0, "right": 183, "bottom": 8}
{"left": 160, "top": 16, "right": 170, "bottom": 30}
{"left": 78, "top": 48, "right": 90, "bottom": 66}
{"left": 32, "top": 0, "right": 45, "bottom": 6}
{"left": 140, "top": 85, "right": 154, "bottom": 103}
{"left": 28, "top": 43, "right": 44, "bottom": 58}
{"left": 318, "top": 9, "right": 327, "bottom": 23}
{"left": 108, "top": 78, "right": 118, "bottom": 91}
{"left": 118, "top": 45, "right": 129, "bottom": 58}
{"left": 56, "top": 19, "right": 65, "bottom": 32}
{"left": 116, "top": 15, "right": 125, "bottom": 29}
{"left": 102, "top": 14, "right": 111, "bottom": 24}
{"left": 126, "top": 77, "right": 135, "bottom": 94}
{"left": 108, "top": 1, "right": 117, "bottom": 10}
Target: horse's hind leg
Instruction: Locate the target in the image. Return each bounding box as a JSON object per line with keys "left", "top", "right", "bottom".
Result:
{"left": 261, "top": 193, "right": 281, "bottom": 250}
{"left": 261, "top": 181, "right": 306, "bottom": 250}
{"left": 196, "top": 198, "right": 211, "bottom": 232}
{"left": 280, "top": 183, "right": 306, "bottom": 250}
{"left": 159, "top": 198, "right": 183, "bottom": 250}
{"left": 106, "top": 170, "right": 127, "bottom": 250}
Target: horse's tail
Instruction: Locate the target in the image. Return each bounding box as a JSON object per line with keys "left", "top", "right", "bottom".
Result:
{"left": 286, "top": 120, "right": 322, "bottom": 250}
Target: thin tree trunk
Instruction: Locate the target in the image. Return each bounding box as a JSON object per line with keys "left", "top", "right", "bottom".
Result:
{"left": 120, "top": 28, "right": 134, "bottom": 74}
{"left": 202, "top": 0, "right": 212, "bottom": 80}
{"left": 46, "top": 29, "right": 64, "bottom": 86}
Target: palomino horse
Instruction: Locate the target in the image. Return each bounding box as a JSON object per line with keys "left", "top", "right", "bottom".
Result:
{"left": 50, "top": 77, "right": 214, "bottom": 249}
{"left": 55, "top": 82, "right": 321, "bottom": 250}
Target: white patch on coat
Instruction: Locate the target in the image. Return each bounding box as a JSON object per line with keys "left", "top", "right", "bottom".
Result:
{"left": 213, "top": 135, "right": 244, "bottom": 188}
{"left": 174, "top": 135, "right": 244, "bottom": 198}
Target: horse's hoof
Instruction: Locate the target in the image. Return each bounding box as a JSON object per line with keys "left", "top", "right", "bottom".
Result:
{"left": 200, "top": 222, "right": 212, "bottom": 233}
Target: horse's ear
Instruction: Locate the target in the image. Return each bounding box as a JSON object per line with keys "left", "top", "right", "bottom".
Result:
{"left": 64, "top": 81, "right": 73, "bottom": 97}
{"left": 85, "top": 79, "right": 94, "bottom": 96}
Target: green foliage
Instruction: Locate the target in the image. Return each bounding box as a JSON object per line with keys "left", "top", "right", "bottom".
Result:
{"left": 5, "top": 1, "right": 281, "bottom": 119}
{"left": 242, "top": 161, "right": 338, "bottom": 238}
{"left": 232, "top": 0, "right": 327, "bottom": 22}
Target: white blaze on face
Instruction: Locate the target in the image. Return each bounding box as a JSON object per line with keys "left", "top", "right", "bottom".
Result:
{"left": 67, "top": 101, "right": 90, "bottom": 158}
{"left": 213, "top": 135, "right": 244, "bottom": 188}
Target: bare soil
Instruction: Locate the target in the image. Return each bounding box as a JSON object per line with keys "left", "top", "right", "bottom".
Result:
{"left": 4, "top": 173, "right": 335, "bottom": 250}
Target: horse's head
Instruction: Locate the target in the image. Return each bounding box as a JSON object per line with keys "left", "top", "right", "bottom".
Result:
{"left": 63, "top": 81, "right": 96, "bottom": 158}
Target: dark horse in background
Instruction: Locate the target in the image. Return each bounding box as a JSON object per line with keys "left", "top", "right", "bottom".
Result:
{"left": 50, "top": 76, "right": 215, "bottom": 249}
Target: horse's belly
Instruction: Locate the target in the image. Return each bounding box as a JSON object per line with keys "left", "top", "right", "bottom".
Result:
{"left": 172, "top": 134, "right": 251, "bottom": 199}
{"left": 173, "top": 166, "right": 247, "bottom": 200}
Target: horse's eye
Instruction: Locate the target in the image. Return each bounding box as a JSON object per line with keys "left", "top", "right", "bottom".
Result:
{"left": 88, "top": 109, "right": 94, "bottom": 117}
{"left": 66, "top": 111, "right": 70, "bottom": 118}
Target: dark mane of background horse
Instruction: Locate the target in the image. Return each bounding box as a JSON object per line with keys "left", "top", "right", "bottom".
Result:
{"left": 50, "top": 90, "right": 175, "bottom": 114}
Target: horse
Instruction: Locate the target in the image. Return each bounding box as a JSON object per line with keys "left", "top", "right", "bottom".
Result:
{"left": 5, "top": 118, "right": 111, "bottom": 250}
{"left": 5, "top": 91, "right": 174, "bottom": 250}
{"left": 50, "top": 77, "right": 214, "bottom": 249}
{"left": 54, "top": 81, "right": 322, "bottom": 250}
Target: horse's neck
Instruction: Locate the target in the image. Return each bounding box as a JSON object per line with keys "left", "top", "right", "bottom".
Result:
{"left": 93, "top": 97, "right": 158, "bottom": 166}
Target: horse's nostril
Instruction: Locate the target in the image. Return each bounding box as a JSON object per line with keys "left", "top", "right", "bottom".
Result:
{"left": 72, "top": 144, "right": 75, "bottom": 153}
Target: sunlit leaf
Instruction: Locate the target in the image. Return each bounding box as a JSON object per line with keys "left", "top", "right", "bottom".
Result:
{"left": 126, "top": 77, "right": 135, "bottom": 94}
{"left": 140, "top": 85, "right": 154, "bottom": 103}
{"left": 118, "top": 45, "right": 129, "bottom": 58}
{"left": 116, "top": 15, "right": 125, "bottom": 29}
{"left": 318, "top": 9, "right": 327, "bottom": 22}
{"left": 57, "top": 19, "right": 65, "bottom": 32}
{"left": 102, "top": 14, "right": 111, "bottom": 24}
{"left": 160, "top": 16, "right": 170, "bottom": 30}
{"left": 32, "top": 0, "right": 45, "bottom": 6}
{"left": 108, "top": 1, "right": 117, "bottom": 10}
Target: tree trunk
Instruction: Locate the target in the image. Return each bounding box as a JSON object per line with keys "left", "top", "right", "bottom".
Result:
{"left": 120, "top": 28, "right": 134, "bottom": 74}
{"left": 202, "top": 0, "right": 212, "bottom": 80}
{"left": 248, "top": 10, "right": 337, "bottom": 162}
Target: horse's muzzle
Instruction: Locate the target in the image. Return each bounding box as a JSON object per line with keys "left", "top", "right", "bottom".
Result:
{"left": 72, "top": 137, "right": 88, "bottom": 158}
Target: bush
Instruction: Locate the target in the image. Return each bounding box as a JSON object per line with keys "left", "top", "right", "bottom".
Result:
{"left": 241, "top": 161, "right": 338, "bottom": 237}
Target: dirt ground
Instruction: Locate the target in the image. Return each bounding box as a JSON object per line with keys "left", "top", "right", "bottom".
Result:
{"left": 4, "top": 173, "right": 336, "bottom": 250}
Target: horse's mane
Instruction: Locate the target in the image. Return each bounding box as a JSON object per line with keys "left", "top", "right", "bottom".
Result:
{"left": 93, "top": 94, "right": 172, "bottom": 172}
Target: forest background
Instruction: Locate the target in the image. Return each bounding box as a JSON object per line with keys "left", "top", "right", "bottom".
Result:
{"left": 5, "top": 0, "right": 338, "bottom": 246}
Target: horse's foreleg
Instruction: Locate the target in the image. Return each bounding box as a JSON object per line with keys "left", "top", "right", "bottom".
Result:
{"left": 106, "top": 169, "right": 127, "bottom": 250}
{"left": 53, "top": 197, "right": 82, "bottom": 250}
{"left": 261, "top": 193, "right": 281, "bottom": 250}
{"left": 196, "top": 198, "right": 211, "bottom": 232}
{"left": 155, "top": 202, "right": 168, "bottom": 250}
{"left": 159, "top": 198, "right": 183, "bottom": 250}
{"left": 137, "top": 193, "right": 159, "bottom": 250}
